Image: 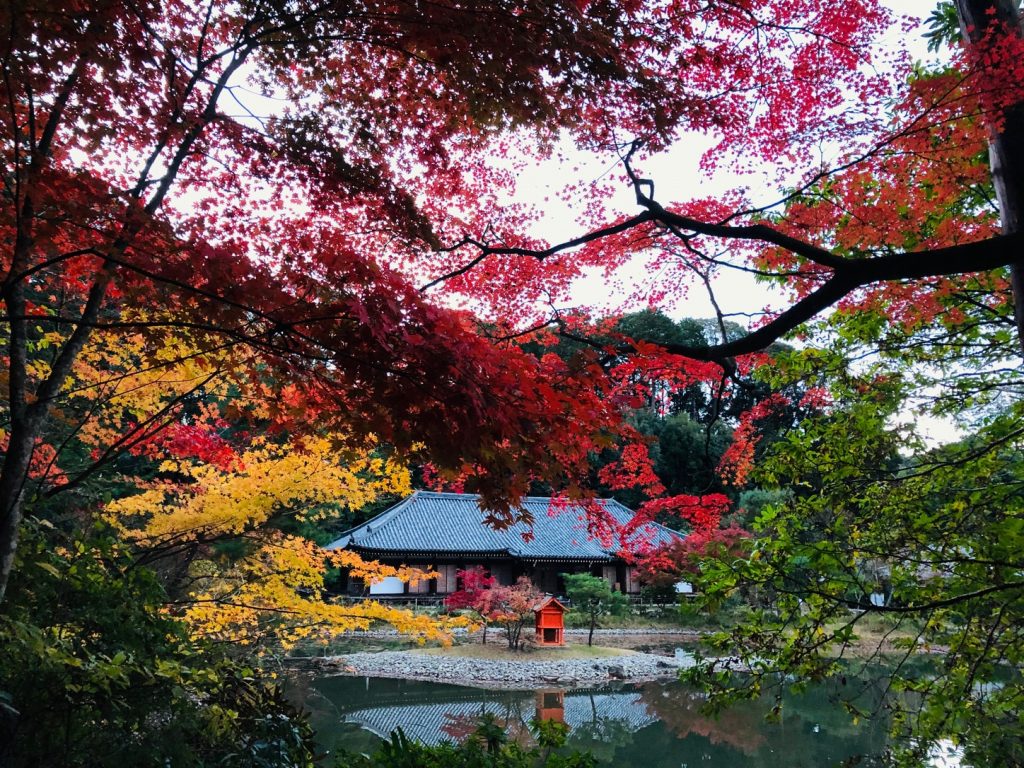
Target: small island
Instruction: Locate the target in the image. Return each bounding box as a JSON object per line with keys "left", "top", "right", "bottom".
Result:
{"left": 319, "top": 642, "right": 690, "bottom": 689}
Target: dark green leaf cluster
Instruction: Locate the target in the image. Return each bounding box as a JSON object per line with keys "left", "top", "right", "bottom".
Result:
{"left": 924, "top": 2, "right": 962, "bottom": 52}
{"left": 0, "top": 521, "right": 317, "bottom": 768}
{"left": 333, "top": 714, "right": 595, "bottom": 768}
{"left": 680, "top": 352, "right": 1024, "bottom": 766}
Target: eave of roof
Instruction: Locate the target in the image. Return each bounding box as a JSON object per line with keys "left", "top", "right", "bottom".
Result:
{"left": 325, "top": 491, "right": 684, "bottom": 559}
{"left": 533, "top": 596, "right": 568, "bottom": 612}
{"left": 345, "top": 547, "right": 617, "bottom": 562}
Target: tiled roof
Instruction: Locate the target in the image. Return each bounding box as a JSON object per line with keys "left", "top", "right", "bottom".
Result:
{"left": 533, "top": 596, "right": 568, "bottom": 612}
{"left": 325, "top": 491, "right": 683, "bottom": 561}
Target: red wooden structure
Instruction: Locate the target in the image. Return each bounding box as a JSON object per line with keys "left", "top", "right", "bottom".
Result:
{"left": 533, "top": 596, "right": 567, "bottom": 646}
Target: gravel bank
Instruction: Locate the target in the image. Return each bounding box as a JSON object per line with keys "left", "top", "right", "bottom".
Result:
{"left": 315, "top": 649, "right": 694, "bottom": 689}
{"left": 341, "top": 628, "right": 703, "bottom": 638}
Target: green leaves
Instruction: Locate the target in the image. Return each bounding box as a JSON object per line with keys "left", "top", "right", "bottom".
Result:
{"left": 924, "top": 2, "right": 963, "bottom": 52}
{"left": 675, "top": 349, "right": 1024, "bottom": 765}
{"left": 0, "top": 520, "right": 317, "bottom": 767}
{"left": 563, "top": 573, "right": 630, "bottom": 645}
{"left": 332, "top": 716, "right": 594, "bottom": 768}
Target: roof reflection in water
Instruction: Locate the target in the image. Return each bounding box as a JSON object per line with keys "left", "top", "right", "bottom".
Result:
{"left": 297, "top": 673, "right": 898, "bottom": 767}
{"left": 342, "top": 688, "right": 655, "bottom": 746}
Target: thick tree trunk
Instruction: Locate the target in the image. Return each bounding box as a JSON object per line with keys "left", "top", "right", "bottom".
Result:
{"left": 0, "top": 271, "right": 110, "bottom": 608}
{"left": 0, "top": 428, "right": 36, "bottom": 606}
{"left": 955, "top": 0, "right": 1024, "bottom": 354}
{"left": 588, "top": 613, "right": 595, "bottom": 646}
{"left": 0, "top": 203, "right": 37, "bottom": 609}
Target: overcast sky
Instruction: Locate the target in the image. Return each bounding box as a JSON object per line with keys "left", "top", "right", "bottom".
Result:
{"left": 516, "top": 0, "right": 963, "bottom": 444}
{"left": 513, "top": 0, "right": 944, "bottom": 326}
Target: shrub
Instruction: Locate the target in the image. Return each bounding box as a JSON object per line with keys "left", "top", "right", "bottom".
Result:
{"left": 562, "top": 574, "right": 629, "bottom": 646}
{"left": 332, "top": 713, "right": 595, "bottom": 768}
{"left": 0, "top": 521, "right": 317, "bottom": 768}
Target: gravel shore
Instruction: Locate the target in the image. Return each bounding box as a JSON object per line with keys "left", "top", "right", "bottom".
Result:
{"left": 315, "top": 649, "right": 695, "bottom": 689}
{"left": 342, "top": 628, "right": 703, "bottom": 638}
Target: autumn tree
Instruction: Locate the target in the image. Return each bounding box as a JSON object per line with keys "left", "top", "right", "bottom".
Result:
{"left": 399, "top": 0, "right": 1024, "bottom": 763}
{"left": 32, "top": 328, "right": 453, "bottom": 646}
{"left": 634, "top": 525, "right": 750, "bottom": 590}
{"left": 491, "top": 5, "right": 1024, "bottom": 764}
{"left": 444, "top": 567, "right": 499, "bottom": 645}
{"left": 562, "top": 573, "right": 628, "bottom": 647}
{"left": 0, "top": 0, "right": 654, "bottom": 606}
{"left": 0, "top": 0, "right": 915, "bottom": 608}
{"left": 491, "top": 577, "right": 544, "bottom": 652}
{"left": 8, "top": 0, "right": 1024, "bottom": 761}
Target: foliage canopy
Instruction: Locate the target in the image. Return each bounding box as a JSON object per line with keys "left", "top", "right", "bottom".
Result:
{"left": 4, "top": 0, "right": 1024, "bottom": 764}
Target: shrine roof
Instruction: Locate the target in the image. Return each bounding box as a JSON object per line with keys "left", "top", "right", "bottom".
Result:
{"left": 325, "top": 491, "right": 683, "bottom": 561}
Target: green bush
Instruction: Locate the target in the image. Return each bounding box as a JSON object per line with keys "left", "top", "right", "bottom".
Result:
{"left": 0, "top": 521, "right": 317, "bottom": 768}
{"left": 332, "top": 713, "right": 595, "bottom": 768}
{"left": 562, "top": 574, "right": 629, "bottom": 646}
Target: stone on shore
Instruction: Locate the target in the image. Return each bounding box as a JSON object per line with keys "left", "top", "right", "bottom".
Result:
{"left": 322, "top": 649, "right": 695, "bottom": 689}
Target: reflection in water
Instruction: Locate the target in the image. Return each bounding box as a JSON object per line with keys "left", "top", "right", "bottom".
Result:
{"left": 292, "top": 674, "right": 896, "bottom": 767}
{"left": 335, "top": 688, "right": 656, "bottom": 749}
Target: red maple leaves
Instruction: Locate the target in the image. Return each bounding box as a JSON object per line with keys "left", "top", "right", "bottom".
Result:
{"left": 634, "top": 524, "right": 751, "bottom": 588}
{"left": 8, "top": 0, "right": 1001, "bottom": 602}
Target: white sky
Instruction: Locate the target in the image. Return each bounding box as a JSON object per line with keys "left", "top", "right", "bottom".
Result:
{"left": 517, "top": 0, "right": 943, "bottom": 325}
{"left": 220, "top": 0, "right": 962, "bottom": 444}
{"left": 507, "top": 0, "right": 962, "bottom": 444}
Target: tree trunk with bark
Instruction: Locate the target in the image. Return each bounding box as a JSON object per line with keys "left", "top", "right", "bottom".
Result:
{"left": 955, "top": 0, "right": 1024, "bottom": 353}
{"left": 0, "top": 427, "right": 37, "bottom": 606}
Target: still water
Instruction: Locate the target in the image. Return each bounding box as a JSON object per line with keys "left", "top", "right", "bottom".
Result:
{"left": 289, "top": 673, "right": 900, "bottom": 767}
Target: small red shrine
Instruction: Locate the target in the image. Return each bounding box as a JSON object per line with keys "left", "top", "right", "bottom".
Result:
{"left": 533, "top": 595, "right": 567, "bottom": 646}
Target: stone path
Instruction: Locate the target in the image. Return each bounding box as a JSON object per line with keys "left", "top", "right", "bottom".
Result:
{"left": 315, "top": 649, "right": 695, "bottom": 689}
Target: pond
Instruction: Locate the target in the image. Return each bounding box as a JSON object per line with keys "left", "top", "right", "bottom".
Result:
{"left": 288, "top": 673, "right": 911, "bottom": 767}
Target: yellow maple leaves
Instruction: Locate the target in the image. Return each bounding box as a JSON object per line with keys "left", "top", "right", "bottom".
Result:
{"left": 107, "top": 436, "right": 410, "bottom": 542}
{"left": 180, "top": 534, "right": 458, "bottom": 649}
{"left": 104, "top": 435, "right": 461, "bottom": 647}
{"left": 65, "top": 330, "right": 457, "bottom": 649}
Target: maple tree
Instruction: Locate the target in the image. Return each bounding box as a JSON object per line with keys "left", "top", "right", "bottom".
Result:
{"left": 491, "top": 577, "right": 545, "bottom": 651}
{"left": 5, "top": 0, "right": 1024, "bottom": 761}
{"left": 0, "top": 0, "right": 918, "bottom": 608}
{"left": 588, "top": 5, "right": 1024, "bottom": 765}
{"left": 395, "top": 0, "right": 1024, "bottom": 762}
{"left": 27, "top": 323, "right": 454, "bottom": 646}
{"left": 0, "top": 0, "right": 601, "bottom": 603}
{"left": 444, "top": 566, "right": 499, "bottom": 645}
{"left": 634, "top": 524, "right": 750, "bottom": 589}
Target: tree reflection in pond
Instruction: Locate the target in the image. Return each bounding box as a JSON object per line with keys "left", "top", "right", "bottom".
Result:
{"left": 640, "top": 684, "right": 766, "bottom": 755}
{"left": 293, "top": 675, "right": 896, "bottom": 767}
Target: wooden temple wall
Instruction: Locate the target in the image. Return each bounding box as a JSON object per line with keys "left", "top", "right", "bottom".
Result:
{"left": 346, "top": 558, "right": 642, "bottom": 596}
